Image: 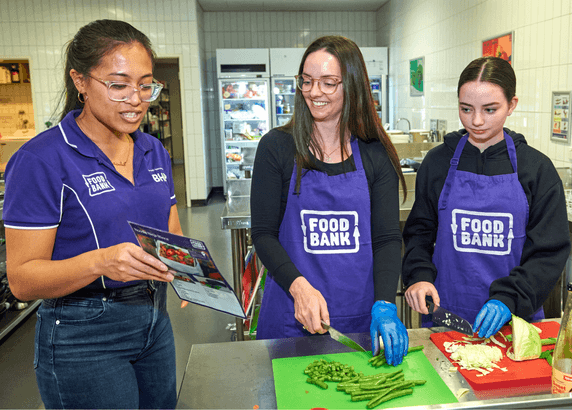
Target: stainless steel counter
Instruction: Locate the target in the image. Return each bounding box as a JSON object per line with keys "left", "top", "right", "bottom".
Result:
{"left": 221, "top": 195, "right": 251, "bottom": 230}
{"left": 176, "top": 324, "right": 572, "bottom": 409}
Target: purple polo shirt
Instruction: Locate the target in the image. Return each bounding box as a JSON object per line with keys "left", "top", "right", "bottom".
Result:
{"left": 3, "top": 110, "right": 177, "bottom": 289}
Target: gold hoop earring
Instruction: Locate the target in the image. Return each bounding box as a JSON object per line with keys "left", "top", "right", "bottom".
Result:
{"left": 78, "top": 93, "right": 86, "bottom": 104}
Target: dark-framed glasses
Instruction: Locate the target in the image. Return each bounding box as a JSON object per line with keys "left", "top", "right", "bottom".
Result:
{"left": 86, "top": 74, "right": 163, "bottom": 102}
{"left": 295, "top": 74, "right": 342, "bottom": 95}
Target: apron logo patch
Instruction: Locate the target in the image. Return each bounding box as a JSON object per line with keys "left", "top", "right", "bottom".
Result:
{"left": 300, "top": 210, "right": 360, "bottom": 254}
{"left": 149, "top": 167, "right": 168, "bottom": 183}
{"left": 82, "top": 172, "right": 115, "bottom": 196}
{"left": 451, "top": 209, "right": 513, "bottom": 255}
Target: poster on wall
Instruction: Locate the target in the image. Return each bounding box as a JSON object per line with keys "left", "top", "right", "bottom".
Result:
{"left": 410, "top": 57, "right": 424, "bottom": 97}
{"left": 482, "top": 32, "right": 513, "bottom": 64}
{"left": 551, "top": 91, "right": 571, "bottom": 143}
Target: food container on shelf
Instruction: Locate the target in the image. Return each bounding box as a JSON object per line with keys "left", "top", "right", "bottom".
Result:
{"left": 410, "top": 129, "right": 430, "bottom": 143}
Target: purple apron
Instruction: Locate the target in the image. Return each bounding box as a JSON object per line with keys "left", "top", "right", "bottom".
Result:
{"left": 427, "top": 132, "right": 543, "bottom": 327}
{"left": 256, "top": 138, "right": 374, "bottom": 339}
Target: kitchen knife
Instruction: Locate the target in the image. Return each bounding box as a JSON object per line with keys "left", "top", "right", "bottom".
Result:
{"left": 426, "top": 301, "right": 474, "bottom": 336}
{"left": 321, "top": 320, "right": 366, "bottom": 352}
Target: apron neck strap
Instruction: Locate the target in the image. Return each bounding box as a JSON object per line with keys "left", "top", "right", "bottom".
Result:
{"left": 350, "top": 137, "right": 364, "bottom": 171}
{"left": 504, "top": 132, "right": 518, "bottom": 173}
{"left": 452, "top": 131, "right": 518, "bottom": 173}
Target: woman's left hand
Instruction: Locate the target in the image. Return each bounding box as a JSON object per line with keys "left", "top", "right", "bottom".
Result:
{"left": 473, "top": 299, "right": 511, "bottom": 338}
{"left": 370, "top": 301, "right": 409, "bottom": 366}
{"left": 289, "top": 276, "right": 329, "bottom": 334}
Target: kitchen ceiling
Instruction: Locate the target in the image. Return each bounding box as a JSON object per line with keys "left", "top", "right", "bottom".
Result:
{"left": 197, "top": 0, "right": 389, "bottom": 12}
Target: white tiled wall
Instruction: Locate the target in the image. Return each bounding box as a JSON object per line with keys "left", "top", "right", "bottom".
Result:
{"left": 0, "top": 0, "right": 206, "bottom": 204}
{"left": 202, "top": 11, "right": 378, "bottom": 188}
{"left": 377, "top": 0, "right": 572, "bottom": 168}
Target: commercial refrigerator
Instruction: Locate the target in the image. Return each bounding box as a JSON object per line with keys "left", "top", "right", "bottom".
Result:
{"left": 216, "top": 49, "right": 271, "bottom": 194}
{"left": 269, "top": 48, "right": 305, "bottom": 128}
{"left": 361, "top": 47, "right": 388, "bottom": 125}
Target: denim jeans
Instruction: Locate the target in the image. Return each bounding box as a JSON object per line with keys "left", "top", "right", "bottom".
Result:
{"left": 34, "top": 281, "right": 177, "bottom": 409}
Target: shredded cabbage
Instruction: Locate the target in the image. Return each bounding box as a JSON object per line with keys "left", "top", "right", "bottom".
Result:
{"left": 448, "top": 343, "right": 503, "bottom": 373}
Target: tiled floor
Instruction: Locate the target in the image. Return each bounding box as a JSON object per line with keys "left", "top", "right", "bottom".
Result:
{"left": 0, "top": 165, "right": 235, "bottom": 409}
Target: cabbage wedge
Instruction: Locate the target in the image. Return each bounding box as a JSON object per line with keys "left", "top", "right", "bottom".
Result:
{"left": 506, "top": 314, "right": 541, "bottom": 361}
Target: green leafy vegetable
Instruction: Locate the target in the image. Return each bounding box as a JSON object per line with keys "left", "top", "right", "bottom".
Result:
{"left": 507, "top": 314, "right": 541, "bottom": 361}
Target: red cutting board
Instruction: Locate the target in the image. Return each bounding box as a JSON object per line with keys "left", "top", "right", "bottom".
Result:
{"left": 430, "top": 321, "right": 559, "bottom": 390}
{"left": 272, "top": 349, "right": 458, "bottom": 409}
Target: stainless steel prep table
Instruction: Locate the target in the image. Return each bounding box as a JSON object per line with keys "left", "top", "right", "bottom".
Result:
{"left": 176, "top": 324, "right": 572, "bottom": 409}
{"left": 220, "top": 193, "right": 251, "bottom": 341}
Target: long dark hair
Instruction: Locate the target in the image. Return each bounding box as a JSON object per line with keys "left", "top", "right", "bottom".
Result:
{"left": 55, "top": 19, "right": 156, "bottom": 121}
{"left": 457, "top": 56, "right": 516, "bottom": 102}
{"left": 280, "top": 36, "right": 406, "bottom": 200}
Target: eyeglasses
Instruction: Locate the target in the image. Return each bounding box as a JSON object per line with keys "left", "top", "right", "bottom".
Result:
{"left": 295, "top": 75, "right": 342, "bottom": 95}
{"left": 85, "top": 74, "right": 163, "bottom": 102}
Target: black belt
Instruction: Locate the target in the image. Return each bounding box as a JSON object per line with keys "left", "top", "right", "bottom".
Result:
{"left": 43, "top": 281, "right": 158, "bottom": 306}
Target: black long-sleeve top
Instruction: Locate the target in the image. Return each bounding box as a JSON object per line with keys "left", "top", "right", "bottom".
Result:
{"left": 402, "top": 128, "right": 571, "bottom": 319}
{"left": 251, "top": 128, "right": 403, "bottom": 304}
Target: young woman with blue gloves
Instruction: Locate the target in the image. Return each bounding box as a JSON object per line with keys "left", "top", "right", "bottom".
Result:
{"left": 402, "top": 57, "right": 570, "bottom": 338}
{"left": 5, "top": 20, "right": 182, "bottom": 409}
{"left": 251, "top": 36, "right": 409, "bottom": 365}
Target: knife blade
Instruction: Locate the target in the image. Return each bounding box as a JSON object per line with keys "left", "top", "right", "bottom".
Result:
{"left": 426, "top": 301, "right": 474, "bottom": 336}
{"left": 321, "top": 320, "right": 366, "bottom": 352}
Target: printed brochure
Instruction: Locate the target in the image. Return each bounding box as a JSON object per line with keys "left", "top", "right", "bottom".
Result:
{"left": 129, "top": 222, "right": 246, "bottom": 319}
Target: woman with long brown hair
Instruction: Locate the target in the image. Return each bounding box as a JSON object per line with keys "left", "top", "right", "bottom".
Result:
{"left": 251, "top": 36, "right": 408, "bottom": 365}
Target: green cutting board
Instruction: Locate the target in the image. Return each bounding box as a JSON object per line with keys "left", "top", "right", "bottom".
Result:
{"left": 272, "top": 349, "right": 458, "bottom": 409}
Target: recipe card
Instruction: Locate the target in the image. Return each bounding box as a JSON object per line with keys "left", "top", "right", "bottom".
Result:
{"left": 129, "top": 221, "right": 246, "bottom": 319}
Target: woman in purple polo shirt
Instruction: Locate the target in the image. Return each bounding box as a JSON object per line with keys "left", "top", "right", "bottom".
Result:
{"left": 251, "top": 36, "right": 409, "bottom": 366}
{"left": 4, "top": 20, "right": 181, "bottom": 409}
{"left": 402, "top": 57, "right": 570, "bottom": 338}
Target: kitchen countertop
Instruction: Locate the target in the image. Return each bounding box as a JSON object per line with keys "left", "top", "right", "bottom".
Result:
{"left": 221, "top": 192, "right": 416, "bottom": 230}
{"left": 176, "top": 322, "right": 572, "bottom": 409}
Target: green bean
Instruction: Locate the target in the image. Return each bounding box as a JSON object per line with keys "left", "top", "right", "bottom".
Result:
{"left": 351, "top": 392, "right": 385, "bottom": 402}
{"left": 365, "top": 389, "right": 392, "bottom": 408}
{"left": 372, "top": 345, "right": 425, "bottom": 367}
{"left": 387, "top": 372, "right": 405, "bottom": 382}
{"left": 306, "top": 377, "right": 328, "bottom": 389}
{"left": 367, "top": 388, "right": 413, "bottom": 408}
{"left": 368, "top": 355, "right": 380, "bottom": 363}
{"left": 360, "top": 380, "right": 389, "bottom": 390}
{"left": 361, "top": 369, "right": 402, "bottom": 381}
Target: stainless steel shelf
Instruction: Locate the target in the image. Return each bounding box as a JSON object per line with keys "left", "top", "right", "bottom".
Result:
{"left": 0, "top": 299, "right": 41, "bottom": 342}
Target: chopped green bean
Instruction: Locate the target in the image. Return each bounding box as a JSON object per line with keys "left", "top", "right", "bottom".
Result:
{"left": 306, "top": 378, "right": 328, "bottom": 390}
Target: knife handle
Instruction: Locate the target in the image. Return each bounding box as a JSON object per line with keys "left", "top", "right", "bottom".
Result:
{"left": 425, "top": 299, "right": 436, "bottom": 314}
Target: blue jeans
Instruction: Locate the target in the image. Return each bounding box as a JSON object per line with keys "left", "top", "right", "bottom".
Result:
{"left": 34, "top": 281, "right": 177, "bottom": 409}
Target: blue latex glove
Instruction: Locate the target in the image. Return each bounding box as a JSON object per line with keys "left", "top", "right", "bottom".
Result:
{"left": 370, "top": 301, "right": 409, "bottom": 366}
{"left": 473, "top": 299, "right": 511, "bottom": 339}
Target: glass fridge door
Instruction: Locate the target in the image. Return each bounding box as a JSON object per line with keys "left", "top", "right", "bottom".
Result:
{"left": 271, "top": 78, "right": 296, "bottom": 128}
{"left": 370, "top": 76, "right": 383, "bottom": 121}
{"left": 219, "top": 78, "right": 270, "bottom": 192}
{"left": 369, "top": 75, "right": 388, "bottom": 125}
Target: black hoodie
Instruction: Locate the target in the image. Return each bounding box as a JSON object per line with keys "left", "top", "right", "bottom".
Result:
{"left": 402, "top": 128, "right": 571, "bottom": 319}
